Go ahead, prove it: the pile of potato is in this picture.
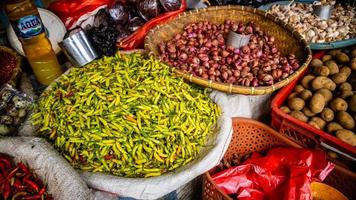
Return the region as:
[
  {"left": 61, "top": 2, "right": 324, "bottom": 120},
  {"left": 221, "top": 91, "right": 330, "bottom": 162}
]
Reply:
[{"left": 281, "top": 47, "right": 356, "bottom": 147}]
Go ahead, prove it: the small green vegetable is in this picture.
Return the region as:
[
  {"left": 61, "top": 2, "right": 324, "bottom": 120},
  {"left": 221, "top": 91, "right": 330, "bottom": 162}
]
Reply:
[{"left": 32, "top": 53, "right": 221, "bottom": 178}]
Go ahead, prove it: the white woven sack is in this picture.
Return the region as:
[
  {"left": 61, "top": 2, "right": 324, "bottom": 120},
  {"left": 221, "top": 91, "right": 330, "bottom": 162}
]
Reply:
[
  {"left": 0, "top": 137, "right": 94, "bottom": 200},
  {"left": 80, "top": 90, "right": 271, "bottom": 200}
]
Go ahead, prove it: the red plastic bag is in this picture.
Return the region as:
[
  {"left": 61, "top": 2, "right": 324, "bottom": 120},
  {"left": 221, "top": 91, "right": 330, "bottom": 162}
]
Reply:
[
  {"left": 212, "top": 147, "right": 334, "bottom": 200},
  {"left": 48, "top": 0, "right": 115, "bottom": 29},
  {"left": 49, "top": 0, "right": 186, "bottom": 50},
  {"left": 118, "top": 0, "right": 187, "bottom": 50}
]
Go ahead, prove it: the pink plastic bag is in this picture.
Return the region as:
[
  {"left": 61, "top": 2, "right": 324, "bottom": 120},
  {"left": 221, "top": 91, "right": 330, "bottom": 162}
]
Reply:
[{"left": 212, "top": 147, "right": 334, "bottom": 200}]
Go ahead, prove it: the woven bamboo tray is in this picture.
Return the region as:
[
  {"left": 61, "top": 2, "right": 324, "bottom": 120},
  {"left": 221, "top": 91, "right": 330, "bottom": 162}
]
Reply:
[{"left": 145, "top": 6, "right": 312, "bottom": 95}]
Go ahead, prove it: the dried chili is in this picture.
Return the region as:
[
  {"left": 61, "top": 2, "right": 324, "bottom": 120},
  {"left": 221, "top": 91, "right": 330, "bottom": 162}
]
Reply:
[
  {"left": 0, "top": 49, "right": 17, "bottom": 85},
  {"left": 0, "top": 154, "right": 52, "bottom": 200}
]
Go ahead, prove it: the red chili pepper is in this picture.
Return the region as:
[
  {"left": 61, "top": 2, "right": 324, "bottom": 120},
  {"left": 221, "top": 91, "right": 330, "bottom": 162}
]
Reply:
[
  {"left": 0, "top": 162, "right": 10, "bottom": 173},
  {"left": 104, "top": 154, "right": 113, "bottom": 160},
  {"left": 11, "top": 191, "right": 28, "bottom": 200},
  {"left": 13, "top": 179, "right": 26, "bottom": 190},
  {"left": 0, "top": 158, "right": 11, "bottom": 169},
  {"left": 24, "top": 178, "right": 39, "bottom": 192},
  {"left": 65, "top": 91, "right": 75, "bottom": 97},
  {"left": 3, "top": 181, "right": 11, "bottom": 200},
  {"left": 23, "top": 174, "right": 32, "bottom": 182},
  {"left": 0, "top": 158, "right": 11, "bottom": 168},
  {"left": 15, "top": 172, "right": 25, "bottom": 178},
  {"left": 21, "top": 194, "right": 42, "bottom": 200},
  {"left": 17, "top": 162, "right": 30, "bottom": 174},
  {"left": 38, "top": 187, "right": 46, "bottom": 196},
  {"left": 0, "top": 183, "right": 4, "bottom": 196},
  {"left": 5, "top": 167, "right": 18, "bottom": 180}
]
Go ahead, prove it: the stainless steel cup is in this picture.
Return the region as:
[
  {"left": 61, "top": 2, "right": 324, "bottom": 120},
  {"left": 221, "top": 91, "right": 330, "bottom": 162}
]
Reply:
[
  {"left": 227, "top": 31, "right": 251, "bottom": 49},
  {"left": 59, "top": 29, "right": 98, "bottom": 67},
  {"left": 187, "top": 0, "right": 208, "bottom": 9},
  {"left": 313, "top": 4, "right": 333, "bottom": 20}
]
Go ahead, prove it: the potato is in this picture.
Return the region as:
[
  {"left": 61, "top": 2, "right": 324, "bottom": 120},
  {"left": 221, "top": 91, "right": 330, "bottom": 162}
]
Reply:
[
  {"left": 340, "top": 91, "right": 353, "bottom": 99},
  {"left": 288, "top": 97, "right": 305, "bottom": 111},
  {"left": 313, "top": 66, "right": 330, "bottom": 76},
  {"left": 311, "top": 76, "right": 336, "bottom": 91},
  {"left": 331, "top": 73, "right": 348, "bottom": 84},
  {"left": 351, "top": 58, "right": 356, "bottom": 70},
  {"left": 325, "top": 61, "right": 339, "bottom": 75},
  {"left": 301, "top": 75, "right": 315, "bottom": 88},
  {"left": 300, "top": 90, "right": 312, "bottom": 100},
  {"left": 280, "top": 106, "right": 291, "bottom": 114},
  {"left": 309, "top": 93, "right": 325, "bottom": 113},
  {"left": 349, "top": 95, "right": 356, "bottom": 112},
  {"left": 335, "top": 129, "right": 356, "bottom": 146},
  {"left": 322, "top": 55, "right": 332, "bottom": 62},
  {"left": 321, "top": 108, "right": 334, "bottom": 122},
  {"left": 330, "top": 98, "right": 348, "bottom": 112},
  {"left": 328, "top": 49, "right": 342, "bottom": 57},
  {"left": 326, "top": 122, "right": 343, "bottom": 133},
  {"left": 302, "top": 107, "right": 316, "bottom": 117},
  {"left": 336, "top": 111, "right": 355, "bottom": 130},
  {"left": 316, "top": 89, "right": 333, "bottom": 103},
  {"left": 352, "top": 49, "right": 356, "bottom": 58},
  {"left": 339, "top": 82, "right": 352, "bottom": 91},
  {"left": 294, "top": 84, "right": 305, "bottom": 93},
  {"left": 339, "top": 67, "right": 352, "bottom": 77},
  {"left": 308, "top": 121, "right": 321, "bottom": 129},
  {"left": 310, "top": 58, "right": 323, "bottom": 68},
  {"left": 310, "top": 117, "right": 326, "bottom": 130},
  {"left": 335, "top": 52, "right": 350, "bottom": 63},
  {"left": 290, "top": 110, "right": 308, "bottom": 122},
  {"left": 288, "top": 92, "right": 299, "bottom": 100}
]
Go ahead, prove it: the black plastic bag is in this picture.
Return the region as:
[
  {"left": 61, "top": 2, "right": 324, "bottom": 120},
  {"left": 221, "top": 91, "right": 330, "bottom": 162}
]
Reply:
[
  {"left": 159, "top": 0, "right": 181, "bottom": 12},
  {"left": 108, "top": 2, "right": 129, "bottom": 25},
  {"left": 137, "top": 0, "right": 161, "bottom": 21}
]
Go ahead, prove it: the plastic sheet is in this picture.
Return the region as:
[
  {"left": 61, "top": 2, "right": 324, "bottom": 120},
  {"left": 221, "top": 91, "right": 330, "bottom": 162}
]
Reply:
[
  {"left": 48, "top": 0, "right": 115, "bottom": 29},
  {"left": 118, "top": 0, "right": 186, "bottom": 50},
  {"left": 212, "top": 147, "right": 334, "bottom": 200}
]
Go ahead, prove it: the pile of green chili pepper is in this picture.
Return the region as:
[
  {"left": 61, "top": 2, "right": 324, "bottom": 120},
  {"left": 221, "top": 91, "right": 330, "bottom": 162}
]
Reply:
[
  {"left": 0, "top": 153, "right": 52, "bottom": 200},
  {"left": 32, "top": 53, "right": 221, "bottom": 178}
]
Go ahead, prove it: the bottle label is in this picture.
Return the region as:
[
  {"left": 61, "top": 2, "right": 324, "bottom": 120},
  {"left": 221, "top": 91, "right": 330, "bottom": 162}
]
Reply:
[{"left": 12, "top": 15, "right": 44, "bottom": 39}]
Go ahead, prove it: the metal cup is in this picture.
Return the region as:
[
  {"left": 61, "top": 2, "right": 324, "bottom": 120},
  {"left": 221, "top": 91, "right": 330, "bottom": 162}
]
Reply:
[
  {"left": 59, "top": 29, "right": 98, "bottom": 67},
  {"left": 187, "top": 0, "right": 208, "bottom": 9},
  {"left": 227, "top": 31, "right": 251, "bottom": 49},
  {"left": 313, "top": 4, "right": 333, "bottom": 20}
]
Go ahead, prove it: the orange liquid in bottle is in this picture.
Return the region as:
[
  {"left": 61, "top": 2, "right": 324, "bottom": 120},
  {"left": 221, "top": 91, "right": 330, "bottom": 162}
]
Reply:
[{"left": 5, "top": 0, "right": 62, "bottom": 85}]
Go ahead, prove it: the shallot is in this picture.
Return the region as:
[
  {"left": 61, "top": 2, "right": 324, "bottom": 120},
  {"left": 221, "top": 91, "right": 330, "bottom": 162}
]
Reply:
[{"left": 158, "top": 20, "right": 300, "bottom": 86}]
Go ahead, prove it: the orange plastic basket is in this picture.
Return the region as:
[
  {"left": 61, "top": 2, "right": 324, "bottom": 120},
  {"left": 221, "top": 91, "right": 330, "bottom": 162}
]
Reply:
[{"left": 202, "top": 117, "right": 356, "bottom": 200}]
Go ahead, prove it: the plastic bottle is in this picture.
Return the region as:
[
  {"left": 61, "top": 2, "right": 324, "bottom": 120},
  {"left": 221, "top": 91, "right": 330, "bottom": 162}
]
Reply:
[{"left": 5, "top": 0, "right": 62, "bottom": 85}]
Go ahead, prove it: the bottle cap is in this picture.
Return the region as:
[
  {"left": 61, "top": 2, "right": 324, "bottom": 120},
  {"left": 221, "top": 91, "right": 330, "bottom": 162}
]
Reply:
[{"left": 7, "top": 8, "right": 66, "bottom": 56}]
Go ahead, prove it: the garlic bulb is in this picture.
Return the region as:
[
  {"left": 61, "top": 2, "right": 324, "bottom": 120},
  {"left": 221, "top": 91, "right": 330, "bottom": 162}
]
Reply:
[{"left": 268, "top": 2, "right": 356, "bottom": 43}]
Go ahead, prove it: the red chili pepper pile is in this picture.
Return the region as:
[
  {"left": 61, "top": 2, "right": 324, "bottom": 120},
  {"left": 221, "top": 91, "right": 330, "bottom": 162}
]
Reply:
[
  {"left": 0, "top": 49, "right": 17, "bottom": 85},
  {"left": 0, "top": 154, "right": 52, "bottom": 200}
]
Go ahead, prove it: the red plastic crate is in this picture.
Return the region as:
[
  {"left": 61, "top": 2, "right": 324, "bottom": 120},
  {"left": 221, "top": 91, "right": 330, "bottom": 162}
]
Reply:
[{"left": 271, "top": 51, "right": 356, "bottom": 163}]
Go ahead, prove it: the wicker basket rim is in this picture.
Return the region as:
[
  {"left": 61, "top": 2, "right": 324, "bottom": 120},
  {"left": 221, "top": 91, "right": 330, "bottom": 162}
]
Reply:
[{"left": 144, "top": 5, "right": 313, "bottom": 94}]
